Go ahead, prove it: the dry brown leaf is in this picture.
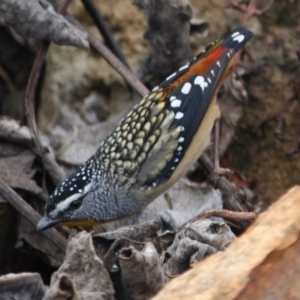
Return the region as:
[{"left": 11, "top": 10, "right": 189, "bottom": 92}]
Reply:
[
  {"left": 0, "top": 0, "right": 88, "bottom": 47},
  {"left": 119, "top": 242, "right": 167, "bottom": 300},
  {"left": 17, "top": 217, "right": 65, "bottom": 267},
  {"left": 153, "top": 185, "right": 300, "bottom": 300},
  {"left": 0, "top": 118, "right": 65, "bottom": 185},
  {"left": 44, "top": 231, "right": 114, "bottom": 300},
  {"left": 0, "top": 272, "right": 46, "bottom": 300},
  {"left": 0, "top": 141, "right": 42, "bottom": 195}
]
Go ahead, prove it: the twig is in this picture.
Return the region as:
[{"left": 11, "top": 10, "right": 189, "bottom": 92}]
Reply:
[
  {"left": 185, "top": 209, "right": 257, "bottom": 228},
  {"left": 24, "top": 0, "right": 71, "bottom": 185},
  {"left": 229, "top": 0, "right": 274, "bottom": 25},
  {"left": 87, "top": 31, "right": 149, "bottom": 96},
  {"left": 80, "top": 0, "right": 131, "bottom": 70},
  {"left": 0, "top": 178, "right": 67, "bottom": 252},
  {"left": 198, "top": 153, "right": 253, "bottom": 213},
  {"left": 68, "top": 15, "right": 149, "bottom": 97},
  {"left": 25, "top": 0, "right": 72, "bottom": 152},
  {"left": 25, "top": 44, "right": 50, "bottom": 153},
  {"left": 0, "top": 65, "right": 16, "bottom": 94},
  {"left": 49, "top": 0, "right": 149, "bottom": 96}
]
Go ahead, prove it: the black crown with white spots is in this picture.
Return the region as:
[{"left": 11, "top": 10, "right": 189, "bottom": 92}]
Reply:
[{"left": 45, "top": 159, "right": 95, "bottom": 213}]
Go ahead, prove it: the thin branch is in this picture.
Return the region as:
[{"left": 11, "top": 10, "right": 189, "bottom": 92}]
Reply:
[
  {"left": 0, "top": 178, "right": 67, "bottom": 252},
  {"left": 183, "top": 209, "right": 257, "bottom": 229},
  {"left": 24, "top": 0, "right": 71, "bottom": 185},
  {"left": 229, "top": 0, "right": 274, "bottom": 25},
  {"left": 25, "top": 44, "right": 49, "bottom": 153},
  {"left": 66, "top": 16, "right": 149, "bottom": 97},
  {"left": 199, "top": 153, "right": 253, "bottom": 213},
  {"left": 80, "top": 0, "right": 131, "bottom": 70},
  {"left": 0, "top": 65, "right": 16, "bottom": 93}
]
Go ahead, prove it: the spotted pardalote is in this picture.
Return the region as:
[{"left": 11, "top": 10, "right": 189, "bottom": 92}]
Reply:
[{"left": 37, "top": 27, "right": 253, "bottom": 231}]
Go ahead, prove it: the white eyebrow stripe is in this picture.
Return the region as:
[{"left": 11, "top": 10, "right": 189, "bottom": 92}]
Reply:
[
  {"left": 50, "top": 193, "right": 82, "bottom": 217},
  {"left": 50, "top": 182, "right": 93, "bottom": 217}
]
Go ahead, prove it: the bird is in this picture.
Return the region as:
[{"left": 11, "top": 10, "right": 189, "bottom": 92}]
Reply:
[{"left": 37, "top": 27, "right": 253, "bottom": 231}]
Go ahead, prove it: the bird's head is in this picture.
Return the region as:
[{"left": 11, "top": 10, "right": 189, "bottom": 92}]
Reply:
[{"left": 37, "top": 158, "right": 146, "bottom": 231}]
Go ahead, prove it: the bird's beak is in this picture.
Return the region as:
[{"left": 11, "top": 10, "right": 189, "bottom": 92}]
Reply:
[{"left": 37, "top": 215, "right": 59, "bottom": 231}]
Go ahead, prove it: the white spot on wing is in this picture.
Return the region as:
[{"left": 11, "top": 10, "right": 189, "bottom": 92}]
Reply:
[
  {"left": 207, "top": 78, "right": 211, "bottom": 83},
  {"left": 179, "top": 64, "right": 189, "bottom": 71},
  {"left": 211, "top": 70, "right": 215, "bottom": 77},
  {"left": 175, "top": 112, "right": 184, "bottom": 119},
  {"left": 152, "top": 86, "right": 159, "bottom": 92},
  {"left": 194, "top": 76, "right": 208, "bottom": 91},
  {"left": 170, "top": 96, "right": 176, "bottom": 101},
  {"left": 166, "top": 72, "right": 177, "bottom": 81},
  {"left": 177, "top": 146, "right": 183, "bottom": 151},
  {"left": 181, "top": 82, "right": 192, "bottom": 94},
  {"left": 217, "top": 61, "right": 221, "bottom": 67},
  {"left": 171, "top": 99, "right": 182, "bottom": 107},
  {"left": 178, "top": 137, "right": 184, "bottom": 142},
  {"left": 233, "top": 34, "right": 245, "bottom": 43},
  {"left": 231, "top": 31, "right": 240, "bottom": 37}
]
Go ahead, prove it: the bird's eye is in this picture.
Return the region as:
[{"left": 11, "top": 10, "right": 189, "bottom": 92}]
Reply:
[{"left": 70, "top": 198, "right": 83, "bottom": 210}]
